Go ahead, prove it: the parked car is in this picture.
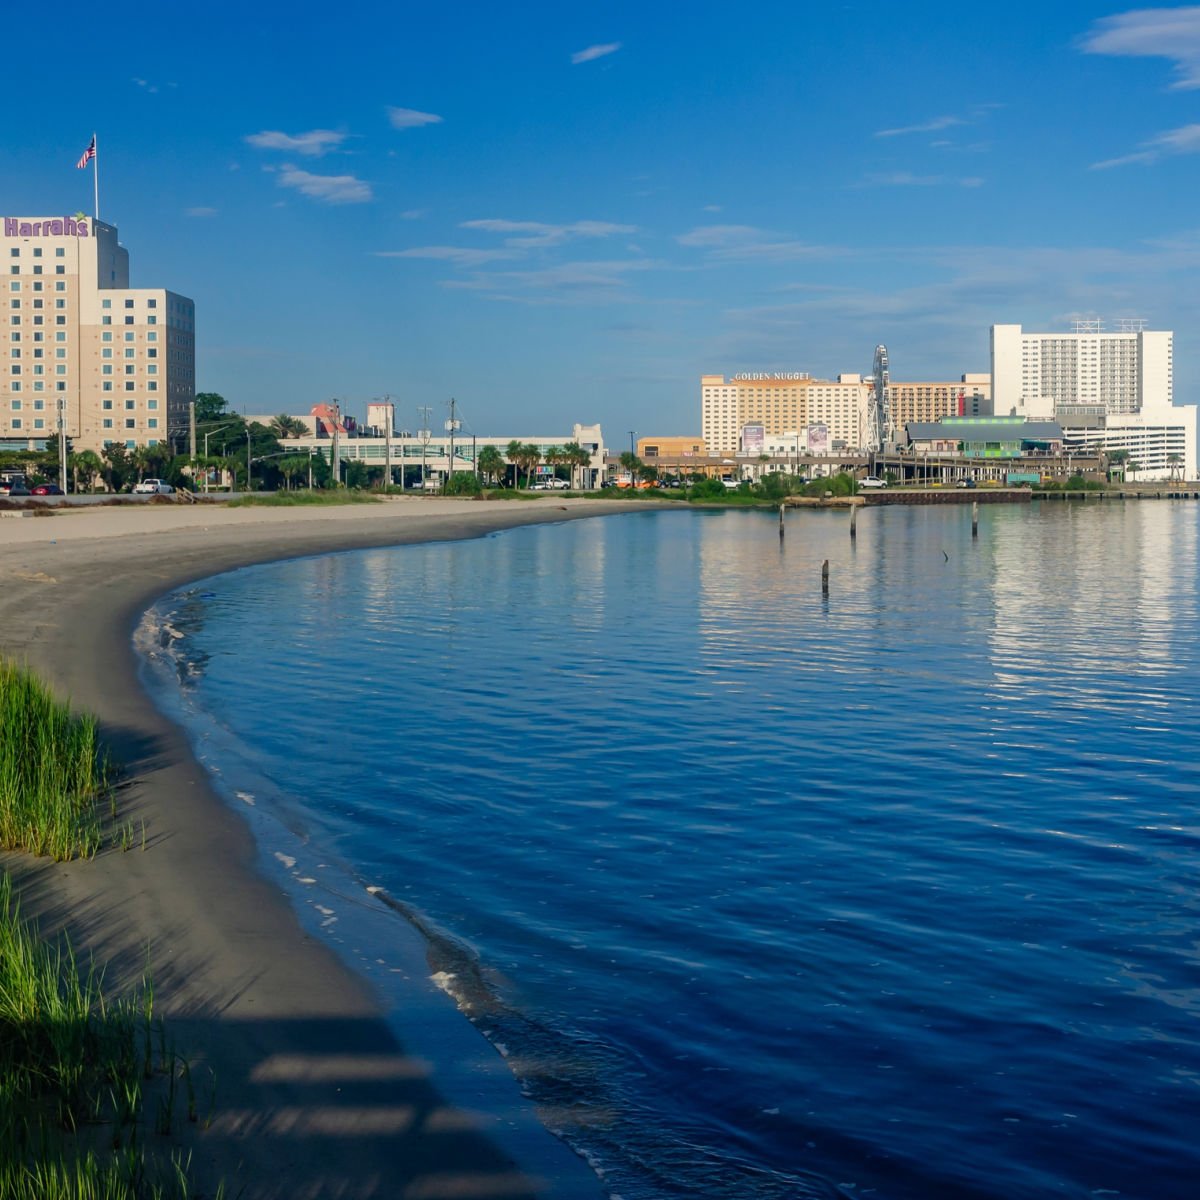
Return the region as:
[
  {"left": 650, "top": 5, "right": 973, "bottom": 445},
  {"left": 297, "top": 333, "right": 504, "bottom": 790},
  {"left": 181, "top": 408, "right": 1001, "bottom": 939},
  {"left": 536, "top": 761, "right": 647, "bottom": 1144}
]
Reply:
[
  {"left": 0, "top": 481, "right": 31, "bottom": 496},
  {"left": 859, "top": 476, "right": 887, "bottom": 488},
  {"left": 955, "top": 479, "right": 977, "bottom": 489},
  {"left": 532, "top": 477, "right": 570, "bottom": 490},
  {"left": 722, "top": 478, "right": 741, "bottom": 490},
  {"left": 133, "top": 478, "right": 175, "bottom": 495},
  {"left": 31, "top": 484, "right": 64, "bottom": 496}
]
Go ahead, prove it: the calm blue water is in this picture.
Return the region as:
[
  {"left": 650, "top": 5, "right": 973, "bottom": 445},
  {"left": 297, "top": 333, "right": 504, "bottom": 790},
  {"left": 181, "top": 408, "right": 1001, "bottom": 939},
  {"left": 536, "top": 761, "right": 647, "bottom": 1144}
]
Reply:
[{"left": 139, "top": 505, "right": 1200, "bottom": 1199}]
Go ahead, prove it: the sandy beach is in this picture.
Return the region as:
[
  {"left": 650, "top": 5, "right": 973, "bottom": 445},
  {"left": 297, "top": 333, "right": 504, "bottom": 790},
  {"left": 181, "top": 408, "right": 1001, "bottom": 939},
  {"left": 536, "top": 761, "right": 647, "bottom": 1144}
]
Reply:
[{"left": 0, "top": 496, "right": 648, "bottom": 1200}]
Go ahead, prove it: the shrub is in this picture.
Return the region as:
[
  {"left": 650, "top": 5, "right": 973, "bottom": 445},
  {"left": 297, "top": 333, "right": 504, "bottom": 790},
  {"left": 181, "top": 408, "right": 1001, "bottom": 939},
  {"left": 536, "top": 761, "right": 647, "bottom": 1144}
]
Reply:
[{"left": 444, "top": 471, "right": 483, "bottom": 496}]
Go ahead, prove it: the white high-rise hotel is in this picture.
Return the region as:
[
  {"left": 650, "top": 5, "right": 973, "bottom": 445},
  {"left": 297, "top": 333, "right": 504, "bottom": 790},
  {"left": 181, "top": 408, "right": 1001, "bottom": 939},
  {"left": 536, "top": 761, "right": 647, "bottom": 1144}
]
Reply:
[
  {"left": 1, "top": 214, "right": 194, "bottom": 453},
  {"left": 992, "top": 322, "right": 1196, "bottom": 480}
]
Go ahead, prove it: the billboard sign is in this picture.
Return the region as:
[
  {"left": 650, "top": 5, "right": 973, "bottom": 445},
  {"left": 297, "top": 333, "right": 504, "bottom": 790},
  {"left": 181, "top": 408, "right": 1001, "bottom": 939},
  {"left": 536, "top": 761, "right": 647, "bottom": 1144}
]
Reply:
[
  {"left": 741, "top": 423, "right": 765, "bottom": 454},
  {"left": 807, "top": 422, "right": 829, "bottom": 455}
]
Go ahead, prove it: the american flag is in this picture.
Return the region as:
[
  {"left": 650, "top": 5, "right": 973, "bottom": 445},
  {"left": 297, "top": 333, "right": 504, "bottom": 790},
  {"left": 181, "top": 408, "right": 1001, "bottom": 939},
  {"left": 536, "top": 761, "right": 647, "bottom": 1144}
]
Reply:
[{"left": 76, "top": 137, "right": 95, "bottom": 169}]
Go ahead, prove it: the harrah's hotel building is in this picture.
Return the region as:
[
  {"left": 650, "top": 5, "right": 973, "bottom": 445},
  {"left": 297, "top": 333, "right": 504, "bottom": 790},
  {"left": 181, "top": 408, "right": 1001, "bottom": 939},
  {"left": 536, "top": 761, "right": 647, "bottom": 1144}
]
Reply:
[{"left": 1, "top": 215, "right": 194, "bottom": 453}]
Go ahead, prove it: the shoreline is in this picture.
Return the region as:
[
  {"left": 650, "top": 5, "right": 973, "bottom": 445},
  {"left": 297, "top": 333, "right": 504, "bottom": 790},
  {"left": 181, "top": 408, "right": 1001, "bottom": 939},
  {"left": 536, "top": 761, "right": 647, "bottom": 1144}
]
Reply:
[{"left": 0, "top": 497, "right": 651, "bottom": 1199}]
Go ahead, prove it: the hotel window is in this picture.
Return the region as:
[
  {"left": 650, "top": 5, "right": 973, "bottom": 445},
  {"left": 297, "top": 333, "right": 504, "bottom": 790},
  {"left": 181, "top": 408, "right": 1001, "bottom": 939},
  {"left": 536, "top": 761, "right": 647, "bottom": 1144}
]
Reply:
[
  {"left": 11, "top": 419, "right": 21, "bottom": 429},
  {"left": 102, "top": 366, "right": 112, "bottom": 375},
  {"left": 125, "top": 419, "right": 135, "bottom": 429},
  {"left": 125, "top": 349, "right": 134, "bottom": 358},
  {"left": 8, "top": 249, "right": 16, "bottom": 258},
  {"left": 55, "top": 382, "right": 65, "bottom": 391},
  {"left": 55, "top": 266, "right": 64, "bottom": 275},
  {"left": 147, "top": 348, "right": 157, "bottom": 358},
  {"left": 102, "top": 399, "right": 112, "bottom": 410},
  {"left": 55, "top": 249, "right": 63, "bottom": 257},
  {"left": 32, "top": 283, "right": 42, "bottom": 293},
  {"left": 9, "top": 350, "right": 17, "bottom": 360},
  {"left": 125, "top": 332, "right": 134, "bottom": 342},
  {"left": 33, "top": 266, "right": 42, "bottom": 276},
  {"left": 8, "top": 318, "right": 16, "bottom": 326},
  {"left": 102, "top": 316, "right": 111, "bottom": 325},
  {"left": 33, "top": 400, "right": 42, "bottom": 411},
  {"left": 124, "top": 382, "right": 134, "bottom": 391},
  {"left": 147, "top": 364, "right": 157, "bottom": 375},
  {"left": 125, "top": 365, "right": 134, "bottom": 375},
  {"left": 54, "top": 332, "right": 64, "bottom": 342},
  {"left": 124, "top": 440, "right": 135, "bottom": 449},
  {"left": 9, "top": 267, "right": 16, "bottom": 276},
  {"left": 124, "top": 317, "right": 134, "bottom": 325},
  {"left": 9, "top": 366, "right": 19, "bottom": 375},
  {"left": 102, "top": 332, "right": 111, "bottom": 342},
  {"left": 102, "top": 382, "right": 112, "bottom": 392},
  {"left": 146, "top": 332, "right": 156, "bottom": 342},
  {"left": 10, "top": 382, "right": 19, "bottom": 392},
  {"left": 55, "top": 366, "right": 65, "bottom": 375},
  {"left": 102, "top": 349, "right": 111, "bottom": 359},
  {"left": 147, "top": 316, "right": 156, "bottom": 325},
  {"left": 9, "top": 283, "right": 18, "bottom": 292},
  {"left": 33, "top": 300, "right": 42, "bottom": 309},
  {"left": 33, "top": 419, "right": 43, "bottom": 430},
  {"left": 102, "top": 418, "right": 112, "bottom": 429},
  {"left": 148, "top": 399, "right": 158, "bottom": 410},
  {"left": 32, "top": 249, "right": 40, "bottom": 258},
  {"left": 125, "top": 299, "right": 134, "bottom": 309},
  {"left": 148, "top": 418, "right": 158, "bottom": 429},
  {"left": 55, "top": 300, "right": 64, "bottom": 309},
  {"left": 125, "top": 400, "right": 135, "bottom": 410},
  {"left": 147, "top": 381, "right": 157, "bottom": 391},
  {"left": 55, "top": 282, "right": 64, "bottom": 292},
  {"left": 54, "top": 349, "right": 64, "bottom": 359},
  {"left": 147, "top": 299, "right": 156, "bottom": 309}
]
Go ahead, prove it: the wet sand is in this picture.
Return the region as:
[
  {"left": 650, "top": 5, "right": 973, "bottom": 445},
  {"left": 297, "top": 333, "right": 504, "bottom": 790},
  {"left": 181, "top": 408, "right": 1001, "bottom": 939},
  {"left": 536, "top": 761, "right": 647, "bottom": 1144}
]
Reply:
[{"left": 0, "top": 496, "right": 647, "bottom": 1199}]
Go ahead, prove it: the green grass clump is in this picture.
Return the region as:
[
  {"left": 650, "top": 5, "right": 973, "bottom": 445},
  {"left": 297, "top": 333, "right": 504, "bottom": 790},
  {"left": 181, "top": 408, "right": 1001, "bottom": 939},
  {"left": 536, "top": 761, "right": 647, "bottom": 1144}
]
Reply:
[
  {"left": 225, "top": 489, "right": 382, "bottom": 507},
  {"left": 0, "top": 662, "right": 108, "bottom": 861},
  {"left": 0, "top": 875, "right": 201, "bottom": 1199}
]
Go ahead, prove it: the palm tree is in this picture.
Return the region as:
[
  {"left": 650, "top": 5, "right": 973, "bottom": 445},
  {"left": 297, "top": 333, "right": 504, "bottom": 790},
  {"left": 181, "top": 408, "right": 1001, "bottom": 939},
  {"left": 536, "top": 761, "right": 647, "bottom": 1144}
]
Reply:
[
  {"left": 1128, "top": 459, "right": 1141, "bottom": 483},
  {"left": 278, "top": 455, "right": 309, "bottom": 490},
  {"left": 269, "top": 413, "right": 307, "bottom": 440},
  {"left": 1167, "top": 452, "right": 1183, "bottom": 483},
  {"left": 505, "top": 439, "right": 524, "bottom": 489},
  {"left": 69, "top": 449, "right": 103, "bottom": 493},
  {"left": 561, "top": 441, "right": 591, "bottom": 489},
  {"left": 477, "top": 445, "right": 506, "bottom": 486},
  {"left": 516, "top": 443, "right": 542, "bottom": 487},
  {"left": 1106, "top": 448, "right": 1129, "bottom": 482}
]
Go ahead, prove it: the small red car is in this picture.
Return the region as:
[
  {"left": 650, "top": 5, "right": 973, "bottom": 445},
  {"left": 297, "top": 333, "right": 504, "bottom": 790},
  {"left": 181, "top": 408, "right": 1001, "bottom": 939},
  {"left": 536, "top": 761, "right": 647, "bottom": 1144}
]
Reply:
[{"left": 31, "top": 484, "right": 64, "bottom": 496}]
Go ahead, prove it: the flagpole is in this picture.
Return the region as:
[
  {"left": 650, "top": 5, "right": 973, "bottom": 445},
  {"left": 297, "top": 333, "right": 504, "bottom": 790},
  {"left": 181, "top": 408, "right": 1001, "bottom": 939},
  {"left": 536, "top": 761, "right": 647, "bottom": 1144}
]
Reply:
[{"left": 93, "top": 132, "right": 100, "bottom": 222}]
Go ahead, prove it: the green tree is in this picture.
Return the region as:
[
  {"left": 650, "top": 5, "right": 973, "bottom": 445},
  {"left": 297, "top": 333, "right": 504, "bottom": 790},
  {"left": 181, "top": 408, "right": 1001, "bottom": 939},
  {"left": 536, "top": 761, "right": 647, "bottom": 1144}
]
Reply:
[
  {"left": 1168, "top": 452, "right": 1183, "bottom": 482},
  {"left": 194, "top": 392, "right": 229, "bottom": 425},
  {"left": 101, "top": 444, "right": 133, "bottom": 492},
  {"left": 510, "top": 443, "right": 541, "bottom": 487},
  {"left": 561, "top": 441, "right": 591, "bottom": 489},
  {"left": 68, "top": 450, "right": 103, "bottom": 493},
  {"left": 344, "top": 460, "right": 370, "bottom": 489},
  {"left": 618, "top": 451, "right": 643, "bottom": 481},
  {"left": 477, "top": 445, "right": 506, "bottom": 485}
]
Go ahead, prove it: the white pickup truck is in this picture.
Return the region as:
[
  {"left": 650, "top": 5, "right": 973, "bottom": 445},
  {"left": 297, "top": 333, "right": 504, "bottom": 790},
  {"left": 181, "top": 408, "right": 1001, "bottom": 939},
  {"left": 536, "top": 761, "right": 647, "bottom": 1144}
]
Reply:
[{"left": 133, "top": 478, "right": 175, "bottom": 495}]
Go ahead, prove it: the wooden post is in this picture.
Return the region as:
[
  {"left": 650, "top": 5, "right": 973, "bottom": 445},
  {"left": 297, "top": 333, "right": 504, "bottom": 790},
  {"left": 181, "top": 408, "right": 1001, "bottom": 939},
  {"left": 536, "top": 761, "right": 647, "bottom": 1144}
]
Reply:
[
  {"left": 850, "top": 505, "right": 857, "bottom": 540},
  {"left": 972, "top": 500, "right": 979, "bottom": 537},
  {"left": 821, "top": 559, "right": 829, "bottom": 594},
  {"left": 779, "top": 503, "right": 785, "bottom": 541}
]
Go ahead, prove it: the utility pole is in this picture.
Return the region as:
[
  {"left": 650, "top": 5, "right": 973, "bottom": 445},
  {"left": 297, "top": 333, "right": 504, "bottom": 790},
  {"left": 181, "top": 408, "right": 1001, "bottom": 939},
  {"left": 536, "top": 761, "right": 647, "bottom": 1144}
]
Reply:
[
  {"left": 447, "top": 397, "right": 458, "bottom": 488},
  {"left": 331, "top": 399, "right": 341, "bottom": 487},
  {"left": 383, "top": 394, "right": 393, "bottom": 492},
  {"left": 246, "top": 427, "right": 252, "bottom": 492},
  {"left": 58, "top": 398, "right": 68, "bottom": 494},
  {"left": 189, "top": 401, "right": 196, "bottom": 459},
  {"left": 418, "top": 405, "right": 431, "bottom": 490}
]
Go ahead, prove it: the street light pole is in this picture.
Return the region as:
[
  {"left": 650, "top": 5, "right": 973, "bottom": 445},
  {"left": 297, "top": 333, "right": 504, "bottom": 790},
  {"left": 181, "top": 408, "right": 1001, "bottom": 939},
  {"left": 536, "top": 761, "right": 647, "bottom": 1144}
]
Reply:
[{"left": 246, "top": 428, "right": 252, "bottom": 493}]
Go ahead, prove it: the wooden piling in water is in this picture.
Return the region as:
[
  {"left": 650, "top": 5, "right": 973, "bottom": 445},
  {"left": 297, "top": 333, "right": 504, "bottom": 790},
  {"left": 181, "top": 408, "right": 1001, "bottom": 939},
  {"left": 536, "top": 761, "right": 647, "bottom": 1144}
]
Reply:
[
  {"left": 821, "top": 559, "right": 829, "bottom": 594},
  {"left": 779, "top": 504, "right": 785, "bottom": 541},
  {"left": 850, "top": 506, "right": 857, "bottom": 540},
  {"left": 972, "top": 501, "right": 979, "bottom": 538}
]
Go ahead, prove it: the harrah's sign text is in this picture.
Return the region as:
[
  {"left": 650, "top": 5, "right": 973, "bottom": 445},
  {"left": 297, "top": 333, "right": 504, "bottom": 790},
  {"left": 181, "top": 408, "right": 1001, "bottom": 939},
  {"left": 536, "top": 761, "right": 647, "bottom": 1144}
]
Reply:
[{"left": 4, "top": 217, "right": 91, "bottom": 238}]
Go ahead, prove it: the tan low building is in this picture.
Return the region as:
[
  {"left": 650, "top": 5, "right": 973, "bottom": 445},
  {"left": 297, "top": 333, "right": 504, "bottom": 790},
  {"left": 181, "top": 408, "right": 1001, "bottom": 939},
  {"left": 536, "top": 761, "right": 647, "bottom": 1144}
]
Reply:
[{"left": 0, "top": 214, "right": 194, "bottom": 453}]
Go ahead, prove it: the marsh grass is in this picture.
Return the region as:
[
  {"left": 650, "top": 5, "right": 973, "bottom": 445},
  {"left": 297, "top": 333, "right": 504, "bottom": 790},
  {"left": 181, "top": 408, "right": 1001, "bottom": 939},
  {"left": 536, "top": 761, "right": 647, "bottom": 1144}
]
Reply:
[
  {"left": 0, "top": 875, "right": 203, "bottom": 1198},
  {"left": 0, "top": 661, "right": 109, "bottom": 861},
  {"left": 225, "top": 490, "right": 380, "bottom": 507}
]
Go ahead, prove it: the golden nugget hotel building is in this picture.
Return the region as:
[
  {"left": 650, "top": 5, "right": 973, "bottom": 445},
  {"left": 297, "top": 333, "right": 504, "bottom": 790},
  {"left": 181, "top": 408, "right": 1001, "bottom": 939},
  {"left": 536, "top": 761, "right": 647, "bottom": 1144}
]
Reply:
[{"left": 1, "top": 215, "right": 194, "bottom": 452}]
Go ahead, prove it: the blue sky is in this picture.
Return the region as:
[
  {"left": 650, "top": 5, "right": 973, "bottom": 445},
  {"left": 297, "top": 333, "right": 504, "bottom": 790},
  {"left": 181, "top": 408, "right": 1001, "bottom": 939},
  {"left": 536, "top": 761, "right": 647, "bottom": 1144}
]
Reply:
[{"left": 6, "top": 2, "right": 1200, "bottom": 437}]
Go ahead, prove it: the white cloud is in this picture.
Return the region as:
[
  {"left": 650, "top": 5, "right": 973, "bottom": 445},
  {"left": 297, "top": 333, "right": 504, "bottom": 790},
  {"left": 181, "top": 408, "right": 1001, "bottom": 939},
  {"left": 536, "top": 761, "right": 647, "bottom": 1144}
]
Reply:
[
  {"left": 571, "top": 42, "right": 622, "bottom": 65},
  {"left": 676, "top": 225, "right": 836, "bottom": 261},
  {"left": 185, "top": 206, "right": 217, "bottom": 218},
  {"left": 1091, "top": 121, "right": 1200, "bottom": 168},
  {"left": 375, "top": 246, "right": 519, "bottom": 266},
  {"left": 245, "top": 129, "right": 348, "bottom": 156},
  {"left": 399, "top": 209, "right": 426, "bottom": 220},
  {"left": 386, "top": 107, "right": 443, "bottom": 129},
  {"left": 1080, "top": 6, "right": 1200, "bottom": 89},
  {"left": 460, "top": 218, "right": 637, "bottom": 247},
  {"left": 277, "top": 165, "right": 372, "bottom": 204},
  {"left": 875, "top": 115, "right": 965, "bottom": 138},
  {"left": 132, "top": 77, "right": 159, "bottom": 94}
]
